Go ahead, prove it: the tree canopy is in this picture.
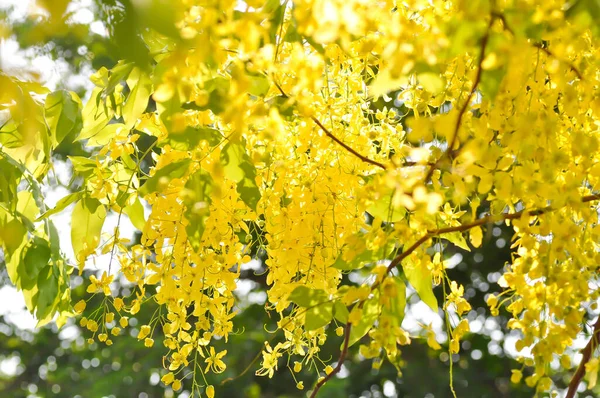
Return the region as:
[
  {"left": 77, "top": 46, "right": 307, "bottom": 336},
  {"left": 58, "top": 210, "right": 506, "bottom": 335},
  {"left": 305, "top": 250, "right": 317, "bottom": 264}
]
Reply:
[{"left": 1, "top": 0, "right": 600, "bottom": 397}]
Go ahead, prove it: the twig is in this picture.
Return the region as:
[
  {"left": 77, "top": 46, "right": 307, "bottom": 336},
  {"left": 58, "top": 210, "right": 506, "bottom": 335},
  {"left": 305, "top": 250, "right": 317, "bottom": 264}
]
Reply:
[
  {"left": 309, "top": 322, "right": 352, "bottom": 398},
  {"left": 385, "top": 193, "right": 600, "bottom": 275},
  {"left": 312, "top": 193, "right": 600, "bottom": 397},
  {"left": 273, "top": 81, "right": 387, "bottom": 170},
  {"left": 566, "top": 316, "right": 600, "bottom": 398},
  {"left": 310, "top": 116, "right": 387, "bottom": 169},
  {"left": 423, "top": 16, "right": 494, "bottom": 183},
  {"left": 533, "top": 43, "right": 584, "bottom": 81}
]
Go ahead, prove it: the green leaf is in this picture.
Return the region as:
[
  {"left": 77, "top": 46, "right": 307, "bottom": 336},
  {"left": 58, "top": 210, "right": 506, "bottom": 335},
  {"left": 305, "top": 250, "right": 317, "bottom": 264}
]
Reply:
[
  {"left": 123, "top": 68, "right": 152, "bottom": 127},
  {"left": 221, "top": 142, "right": 247, "bottom": 183},
  {"left": 480, "top": 66, "right": 507, "bottom": 100},
  {"left": 124, "top": 197, "right": 146, "bottom": 231},
  {"left": 34, "top": 265, "right": 59, "bottom": 320},
  {"left": 44, "top": 90, "right": 83, "bottom": 147},
  {"left": 565, "top": 0, "right": 600, "bottom": 36},
  {"left": 103, "top": 61, "right": 134, "bottom": 99},
  {"left": 402, "top": 257, "right": 438, "bottom": 311},
  {"left": 248, "top": 74, "right": 270, "bottom": 97},
  {"left": 78, "top": 88, "right": 111, "bottom": 141},
  {"left": 139, "top": 159, "right": 191, "bottom": 196},
  {"left": 71, "top": 197, "right": 107, "bottom": 269},
  {"left": 348, "top": 297, "right": 380, "bottom": 347},
  {"left": 332, "top": 248, "right": 380, "bottom": 271},
  {"left": 0, "top": 217, "right": 27, "bottom": 257},
  {"left": 288, "top": 286, "right": 329, "bottom": 308},
  {"left": 221, "top": 142, "right": 262, "bottom": 210},
  {"left": 333, "top": 300, "right": 349, "bottom": 323},
  {"left": 304, "top": 35, "right": 325, "bottom": 55},
  {"left": 0, "top": 157, "right": 21, "bottom": 211},
  {"left": 237, "top": 162, "right": 261, "bottom": 211},
  {"left": 417, "top": 72, "right": 446, "bottom": 95},
  {"left": 0, "top": 118, "right": 22, "bottom": 148},
  {"left": 86, "top": 123, "right": 126, "bottom": 147},
  {"left": 270, "top": 96, "right": 294, "bottom": 118},
  {"left": 442, "top": 231, "right": 471, "bottom": 252},
  {"left": 69, "top": 156, "right": 97, "bottom": 177},
  {"left": 367, "top": 189, "right": 406, "bottom": 222},
  {"left": 36, "top": 191, "right": 82, "bottom": 221},
  {"left": 181, "top": 77, "right": 229, "bottom": 114},
  {"left": 383, "top": 277, "right": 407, "bottom": 325},
  {"left": 166, "top": 127, "right": 222, "bottom": 151},
  {"left": 23, "top": 237, "right": 51, "bottom": 281},
  {"left": 305, "top": 302, "right": 334, "bottom": 331},
  {"left": 182, "top": 169, "right": 213, "bottom": 250}
]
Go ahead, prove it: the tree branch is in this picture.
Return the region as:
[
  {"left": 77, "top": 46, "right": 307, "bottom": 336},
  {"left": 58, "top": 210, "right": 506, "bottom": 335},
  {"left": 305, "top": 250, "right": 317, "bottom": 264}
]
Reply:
[
  {"left": 533, "top": 43, "right": 584, "bottom": 81},
  {"left": 566, "top": 316, "right": 600, "bottom": 398},
  {"left": 423, "top": 16, "right": 494, "bottom": 183},
  {"left": 309, "top": 322, "right": 352, "bottom": 398},
  {"left": 386, "top": 193, "right": 600, "bottom": 275},
  {"left": 314, "top": 194, "right": 600, "bottom": 397},
  {"left": 310, "top": 116, "right": 387, "bottom": 169},
  {"left": 273, "top": 81, "right": 387, "bottom": 170}
]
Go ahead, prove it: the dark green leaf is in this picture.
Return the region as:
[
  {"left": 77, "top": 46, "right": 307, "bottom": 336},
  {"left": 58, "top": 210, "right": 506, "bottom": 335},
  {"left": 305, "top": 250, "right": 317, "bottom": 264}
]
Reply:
[
  {"left": 166, "top": 127, "right": 222, "bottom": 151},
  {"left": 44, "top": 90, "right": 83, "bottom": 147},
  {"left": 0, "top": 157, "right": 21, "bottom": 211},
  {"left": 23, "top": 237, "right": 51, "bottom": 281},
  {"left": 139, "top": 159, "right": 191, "bottom": 196},
  {"left": 35, "top": 265, "right": 59, "bottom": 320}
]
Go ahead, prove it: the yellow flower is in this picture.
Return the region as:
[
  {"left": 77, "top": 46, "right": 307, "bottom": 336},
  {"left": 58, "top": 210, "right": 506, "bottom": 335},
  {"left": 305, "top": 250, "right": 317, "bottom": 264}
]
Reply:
[
  {"left": 161, "top": 372, "right": 174, "bottom": 385},
  {"left": 171, "top": 379, "right": 182, "bottom": 391},
  {"left": 510, "top": 369, "right": 522, "bottom": 384},
  {"left": 74, "top": 300, "right": 86, "bottom": 314},
  {"left": 206, "top": 385, "right": 215, "bottom": 398},
  {"left": 204, "top": 347, "right": 227, "bottom": 374},
  {"left": 86, "top": 272, "right": 115, "bottom": 296},
  {"left": 293, "top": 361, "right": 302, "bottom": 372}
]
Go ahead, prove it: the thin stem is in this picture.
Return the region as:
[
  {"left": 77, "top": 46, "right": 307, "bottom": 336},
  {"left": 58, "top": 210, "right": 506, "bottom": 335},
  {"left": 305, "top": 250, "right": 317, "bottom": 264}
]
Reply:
[
  {"left": 566, "top": 316, "right": 600, "bottom": 398},
  {"left": 533, "top": 43, "right": 584, "bottom": 80},
  {"left": 423, "top": 15, "right": 494, "bottom": 183},
  {"left": 385, "top": 193, "right": 600, "bottom": 276},
  {"left": 309, "top": 322, "right": 352, "bottom": 398},
  {"left": 273, "top": 81, "right": 387, "bottom": 170}
]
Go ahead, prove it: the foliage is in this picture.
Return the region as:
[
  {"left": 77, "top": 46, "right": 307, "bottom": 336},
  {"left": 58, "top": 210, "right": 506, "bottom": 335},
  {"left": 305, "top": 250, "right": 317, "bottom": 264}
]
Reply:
[{"left": 2, "top": 0, "right": 600, "bottom": 397}]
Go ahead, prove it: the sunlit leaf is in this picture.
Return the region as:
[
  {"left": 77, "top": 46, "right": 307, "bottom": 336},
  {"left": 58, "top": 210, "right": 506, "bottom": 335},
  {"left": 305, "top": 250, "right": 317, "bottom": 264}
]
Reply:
[
  {"left": 71, "top": 197, "right": 106, "bottom": 273},
  {"left": 403, "top": 258, "right": 438, "bottom": 311}
]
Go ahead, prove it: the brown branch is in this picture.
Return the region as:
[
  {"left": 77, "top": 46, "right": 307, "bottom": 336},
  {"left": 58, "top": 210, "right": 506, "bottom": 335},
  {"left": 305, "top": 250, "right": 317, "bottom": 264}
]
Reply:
[
  {"left": 273, "top": 81, "right": 387, "bottom": 170},
  {"left": 310, "top": 116, "right": 387, "bottom": 169},
  {"left": 309, "top": 322, "right": 352, "bottom": 398},
  {"left": 533, "top": 43, "right": 584, "bottom": 81},
  {"left": 385, "top": 193, "right": 600, "bottom": 275},
  {"left": 316, "top": 194, "right": 600, "bottom": 396},
  {"left": 566, "top": 316, "right": 600, "bottom": 398},
  {"left": 423, "top": 16, "right": 494, "bottom": 183}
]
